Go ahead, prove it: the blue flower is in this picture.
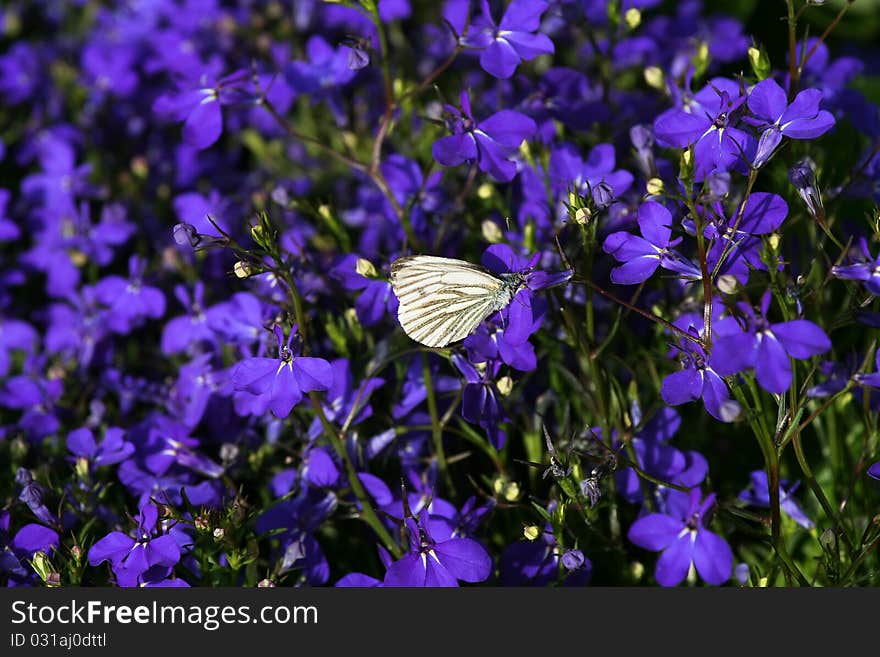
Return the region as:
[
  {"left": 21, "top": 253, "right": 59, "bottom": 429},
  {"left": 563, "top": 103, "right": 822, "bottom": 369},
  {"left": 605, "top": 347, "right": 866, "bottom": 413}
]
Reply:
[
  {"left": 383, "top": 510, "right": 492, "bottom": 587},
  {"left": 463, "top": 0, "right": 555, "bottom": 79},
  {"left": 628, "top": 489, "right": 733, "bottom": 587},
  {"left": 231, "top": 324, "right": 333, "bottom": 418},
  {"left": 432, "top": 90, "right": 536, "bottom": 182}
]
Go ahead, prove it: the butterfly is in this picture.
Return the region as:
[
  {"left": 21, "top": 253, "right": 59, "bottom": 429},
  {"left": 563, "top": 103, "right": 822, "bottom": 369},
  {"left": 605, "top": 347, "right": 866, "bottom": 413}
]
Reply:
[{"left": 390, "top": 255, "right": 526, "bottom": 348}]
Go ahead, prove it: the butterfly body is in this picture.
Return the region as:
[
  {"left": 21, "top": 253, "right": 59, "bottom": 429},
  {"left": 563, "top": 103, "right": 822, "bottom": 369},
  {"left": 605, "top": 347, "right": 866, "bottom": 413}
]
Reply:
[{"left": 390, "top": 255, "right": 526, "bottom": 348}]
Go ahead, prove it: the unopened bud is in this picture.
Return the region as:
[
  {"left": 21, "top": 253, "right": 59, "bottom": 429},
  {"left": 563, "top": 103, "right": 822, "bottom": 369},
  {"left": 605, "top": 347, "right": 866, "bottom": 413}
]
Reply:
[
  {"left": 355, "top": 257, "right": 378, "bottom": 279},
  {"left": 624, "top": 8, "right": 641, "bottom": 30},
  {"left": 477, "top": 183, "right": 494, "bottom": 200},
  {"left": 646, "top": 178, "right": 664, "bottom": 196},
  {"left": 233, "top": 261, "right": 253, "bottom": 278},
  {"left": 748, "top": 46, "right": 771, "bottom": 81},
  {"left": 644, "top": 66, "right": 664, "bottom": 90},
  {"left": 481, "top": 219, "right": 504, "bottom": 243}
]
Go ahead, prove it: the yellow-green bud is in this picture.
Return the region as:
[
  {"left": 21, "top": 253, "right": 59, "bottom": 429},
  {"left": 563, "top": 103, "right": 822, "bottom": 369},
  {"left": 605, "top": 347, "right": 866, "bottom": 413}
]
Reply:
[
  {"left": 624, "top": 8, "right": 641, "bottom": 30},
  {"left": 644, "top": 66, "right": 665, "bottom": 91},
  {"left": 748, "top": 46, "right": 771, "bottom": 81},
  {"left": 355, "top": 257, "right": 378, "bottom": 279},
  {"left": 481, "top": 219, "right": 504, "bottom": 243}
]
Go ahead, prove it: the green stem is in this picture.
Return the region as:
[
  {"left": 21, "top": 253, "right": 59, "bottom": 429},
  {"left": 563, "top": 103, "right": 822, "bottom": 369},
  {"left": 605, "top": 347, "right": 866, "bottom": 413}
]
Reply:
[
  {"left": 785, "top": 0, "right": 800, "bottom": 99},
  {"left": 791, "top": 433, "right": 855, "bottom": 557},
  {"left": 280, "top": 269, "right": 402, "bottom": 559},
  {"left": 421, "top": 353, "right": 454, "bottom": 495}
]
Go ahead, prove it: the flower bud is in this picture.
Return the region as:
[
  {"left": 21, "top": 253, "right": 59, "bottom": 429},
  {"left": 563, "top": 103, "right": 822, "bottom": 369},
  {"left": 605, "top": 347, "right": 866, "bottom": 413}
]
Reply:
[
  {"left": 523, "top": 525, "right": 540, "bottom": 541},
  {"left": 355, "top": 257, "right": 378, "bottom": 279},
  {"left": 624, "top": 8, "right": 641, "bottom": 30},
  {"left": 496, "top": 375, "right": 514, "bottom": 396},
  {"left": 481, "top": 219, "right": 504, "bottom": 243},
  {"left": 748, "top": 45, "right": 771, "bottom": 81},
  {"left": 562, "top": 549, "right": 586, "bottom": 570},
  {"left": 646, "top": 177, "right": 664, "bottom": 196},
  {"left": 644, "top": 66, "right": 665, "bottom": 90},
  {"left": 788, "top": 158, "right": 824, "bottom": 221},
  {"left": 233, "top": 261, "right": 253, "bottom": 278}
]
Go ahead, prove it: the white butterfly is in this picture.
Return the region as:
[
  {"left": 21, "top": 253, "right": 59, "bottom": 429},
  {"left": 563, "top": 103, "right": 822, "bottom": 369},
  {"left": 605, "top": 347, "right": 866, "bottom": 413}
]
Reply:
[{"left": 390, "top": 255, "right": 526, "bottom": 348}]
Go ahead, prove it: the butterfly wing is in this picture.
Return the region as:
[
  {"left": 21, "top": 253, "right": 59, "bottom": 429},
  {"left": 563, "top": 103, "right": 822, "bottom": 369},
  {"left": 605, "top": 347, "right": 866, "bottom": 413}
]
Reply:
[{"left": 390, "top": 256, "right": 507, "bottom": 348}]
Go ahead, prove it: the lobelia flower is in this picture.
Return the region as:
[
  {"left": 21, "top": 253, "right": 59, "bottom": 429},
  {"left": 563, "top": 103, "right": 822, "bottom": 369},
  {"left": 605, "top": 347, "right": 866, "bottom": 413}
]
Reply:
[
  {"left": 831, "top": 237, "right": 880, "bottom": 295},
  {"left": 746, "top": 78, "right": 835, "bottom": 167},
  {"left": 16, "top": 468, "right": 58, "bottom": 528},
  {"left": 615, "top": 407, "right": 708, "bottom": 504},
  {"left": 661, "top": 325, "right": 742, "bottom": 423},
  {"left": 654, "top": 77, "right": 753, "bottom": 180},
  {"left": 602, "top": 201, "right": 701, "bottom": 285},
  {"left": 462, "top": 0, "right": 555, "bottom": 79},
  {"left": 549, "top": 143, "right": 634, "bottom": 211},
  {"left": 0, "top": 315, "right": 38, "bottom": 378},
  {"left": 161, "top": 282, "right": 216, "bottom": 355},
  {"left": 500, "top": 501, "right": 592, "bottom": 586},
  {"left": 452, "top": 354, "right": 509, "bottom": 449},
  {"left": 479, "top": 243, "right": 572, "bottom": 344},
  {"left": 1, "top": 510, "right": 59, "bottom": 586},
  {"left": 0, "top": 189, "right": 20, "bottom": 242},
  {"left": 383, "top": 509, "right": 492, "bottom": 587},
  {"left": 92, "top": 255, "right": 166, "bottom": 334},
  {"left": 67, "top": 426, "right": 135, "bottom": 469},
  {"left": 628, "top": 488, "right": 733, "bottom": 587},
  {"left": 711, "top": 291, "right": 832, "bottom": 394},
  {"left": 87, "top": 503, "right": 184, "bottom": 587},
  {"left": 738, "top": 471, "right": 813, "bottom": 529},
  {"left": 330, "top": 254, "right": 398, "bottom": 327},
  {"left": 432, "top": 90, "right": 537, "bottom": 182},
  {"left": 152, "top": 68, "right": 252, "bottom": 150},
  {"left": 231, "top": 324, "right": 332, "bottom": 418}
]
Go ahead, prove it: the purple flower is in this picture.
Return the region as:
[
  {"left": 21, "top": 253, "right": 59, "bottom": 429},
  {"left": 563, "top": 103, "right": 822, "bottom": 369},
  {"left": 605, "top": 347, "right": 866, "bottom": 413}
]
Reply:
[
  {"left": 153, "top": 69, "right": 251, "bottom": 150},
  {"left": 87, "top": 503, "right": 184, "bottom": 587},
  {"left": 661, "top": 328, "right": 741, "bottom": 423},
  {"left": 712, "top": 292, "right": 832, "bottom": 394},
  {"left": 67, "top": 426, "right": 135, "bottom": 468},
  {"left": 453, "top": 354, "right": 509, "bottom": 450},
  {"left": 0, "top": 316, "right": 38, "bottom": 378},
  {"left": 738, "top": 471, "right": 813, "bottom": 529},
  {"left": 478, "top": 243, "right": 571, "bottom": 345},
  {"left": 92, "top": 255, "right": 166, "bottom": 334},
  {"left": 463, "top": 0, "right": 555, "bottom": 79},
  {"left": 628, "top": 489, "right": 732, "bottom": 587},
  {"left": 16, "top": 468, "right": 58, "bottom": 528},
  {"left": 231, "top": 325, "right": 332, "bottom": 417},
  {"left": 432, "top": 90, "right": 536, "bottom": 182},
  {"left": 603, "top": 201, "right": 700, "bottom": 285},
  {"left": 832, "top": 238, "right": 880, "bottom": 296},
  {"left": 549, "top": 143, "right": 634, "bottom": 210},
  {"left": 383, "top": 510, "right": 492, "bottom": 587},
  {"left": 654, "top": 77, "right": 753, "bottom": 180},
  {"left": 747, "top": 78, "right": 835, "bottom": 167},
  {"left": 286, "top": 35, "right": 357, "bottom": 94},
  {"left": 161, "top": 283, "right": 215, "bottom": 355}
]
